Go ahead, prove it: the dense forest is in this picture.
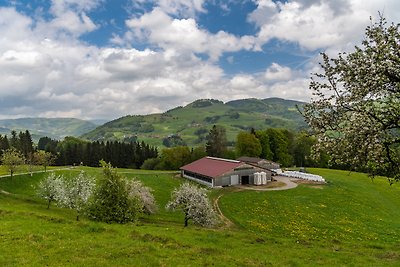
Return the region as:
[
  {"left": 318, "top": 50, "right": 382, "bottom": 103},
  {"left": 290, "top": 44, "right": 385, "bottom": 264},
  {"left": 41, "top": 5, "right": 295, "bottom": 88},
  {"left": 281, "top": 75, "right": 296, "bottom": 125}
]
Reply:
[{"left": 0, "top": 130, "right": 158, "bottom": 168}]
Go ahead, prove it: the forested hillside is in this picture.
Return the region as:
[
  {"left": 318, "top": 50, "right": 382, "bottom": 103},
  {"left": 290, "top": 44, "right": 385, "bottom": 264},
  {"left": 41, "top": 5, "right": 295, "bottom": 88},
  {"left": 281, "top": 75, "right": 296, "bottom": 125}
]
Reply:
[{"left": 82, "top": 98, "right": 307, "bottom": 147}]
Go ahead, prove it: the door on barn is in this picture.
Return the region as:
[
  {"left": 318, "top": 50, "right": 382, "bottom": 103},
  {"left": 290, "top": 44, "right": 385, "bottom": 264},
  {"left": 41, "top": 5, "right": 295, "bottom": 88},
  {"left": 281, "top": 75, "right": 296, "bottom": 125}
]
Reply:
[
  {"left": 241, "top": 175, "right": 250, "bottom": 185},
  {"left": 230, "top": 175, "right": 239, "bottom": 185}
]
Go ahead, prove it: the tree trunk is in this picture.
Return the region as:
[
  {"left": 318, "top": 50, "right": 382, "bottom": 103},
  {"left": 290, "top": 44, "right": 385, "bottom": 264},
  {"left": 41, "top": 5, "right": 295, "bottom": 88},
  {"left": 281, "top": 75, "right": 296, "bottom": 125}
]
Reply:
[
  {"left": 47, "top": 200, "right": 51, "bottom": 209},
  {"left": 184, "top": 213, "right": 189, "bottom": 227}
]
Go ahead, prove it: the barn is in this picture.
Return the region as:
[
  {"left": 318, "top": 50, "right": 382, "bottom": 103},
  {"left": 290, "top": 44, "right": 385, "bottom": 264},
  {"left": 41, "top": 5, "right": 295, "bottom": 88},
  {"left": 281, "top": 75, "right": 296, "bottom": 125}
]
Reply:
[{"left": 180, "top": 156, "right": 271, "bottom": 188}]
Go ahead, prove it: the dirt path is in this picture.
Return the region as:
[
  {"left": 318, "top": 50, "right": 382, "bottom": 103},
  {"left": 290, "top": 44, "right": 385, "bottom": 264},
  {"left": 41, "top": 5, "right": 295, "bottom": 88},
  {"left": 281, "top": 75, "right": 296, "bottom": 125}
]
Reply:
[
  {"left": 237, "top": 176, "right": 300, "bottom": 191},
  {"left": 213, "top": 192, "right": 235, "bottom": 229}
]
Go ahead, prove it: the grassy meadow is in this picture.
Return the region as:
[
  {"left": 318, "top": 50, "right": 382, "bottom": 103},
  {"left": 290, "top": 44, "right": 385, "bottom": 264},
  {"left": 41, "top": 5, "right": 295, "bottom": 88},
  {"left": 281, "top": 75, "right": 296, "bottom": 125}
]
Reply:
[{"left": 0, "top": 167, "right": 399, "bottom": 266}]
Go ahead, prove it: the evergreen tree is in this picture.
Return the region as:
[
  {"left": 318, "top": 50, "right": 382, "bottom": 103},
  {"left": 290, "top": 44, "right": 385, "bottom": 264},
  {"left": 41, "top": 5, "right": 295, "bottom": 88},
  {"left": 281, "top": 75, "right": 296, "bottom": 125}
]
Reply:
[
  {"left": 205, "top": 125, "right": 227, "bottom": 157},
  {"left": 88, "top": 161, "right": 141, "bottom": 223},
  {"left": 19, "top": 130, "right": 34, "bottom": 157}
]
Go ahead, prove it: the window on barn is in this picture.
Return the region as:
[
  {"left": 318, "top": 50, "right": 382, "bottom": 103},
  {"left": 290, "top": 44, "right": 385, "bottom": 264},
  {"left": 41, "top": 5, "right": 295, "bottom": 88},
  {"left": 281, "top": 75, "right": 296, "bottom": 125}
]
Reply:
[{"left": 183, "top": 170, "right": 212, "bottom": 184}]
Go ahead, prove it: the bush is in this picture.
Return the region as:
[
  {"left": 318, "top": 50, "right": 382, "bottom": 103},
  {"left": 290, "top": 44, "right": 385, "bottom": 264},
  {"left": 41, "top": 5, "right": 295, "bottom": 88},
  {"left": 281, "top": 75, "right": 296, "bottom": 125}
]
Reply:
[
  {"left": 141, "top": 158, "right": 161, "bottom": 170},
  {"left": 87, "top": 161, "right": 142, "bottom": 223}
]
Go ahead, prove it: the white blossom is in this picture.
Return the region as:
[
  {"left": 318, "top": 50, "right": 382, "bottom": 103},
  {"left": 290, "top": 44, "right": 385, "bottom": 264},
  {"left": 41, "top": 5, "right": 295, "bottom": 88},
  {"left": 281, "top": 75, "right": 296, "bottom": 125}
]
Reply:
[
  {"left": 36, "top": 172, "right": 65, "bottom": 209},
  {"left": 127, "top": 179, "right": 158, "bottom": 215},
  {"left": 55, "top": 171, "right": 95, "bottom": 220},
  {"left": 166, "top": 183, "right": 217, "bottom": 227}
]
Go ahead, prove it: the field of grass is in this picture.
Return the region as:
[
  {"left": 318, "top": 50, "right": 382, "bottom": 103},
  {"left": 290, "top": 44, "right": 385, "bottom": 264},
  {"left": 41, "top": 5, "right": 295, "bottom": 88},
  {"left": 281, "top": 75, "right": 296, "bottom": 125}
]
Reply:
[{"left": 0, "top": 167, "right": 399, "bottom": 266}]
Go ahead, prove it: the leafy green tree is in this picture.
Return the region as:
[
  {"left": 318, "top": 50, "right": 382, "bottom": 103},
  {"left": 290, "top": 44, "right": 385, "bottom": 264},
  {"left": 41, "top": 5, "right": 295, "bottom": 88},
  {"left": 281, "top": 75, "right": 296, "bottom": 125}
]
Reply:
[
  {"left": 88, "top": 161, "right": 141, "bottom": 223},
  {"left": 166, "top": 183, "right": 216, "bottom": 227},
  {"left": 38, "top": 136, "right": 52, "bottom": 151},
  {"left": 205, "top": 125, "right": 227, "bottom": 157},
  {"left": 266, "top": 128, "right": 293, "bottom": 167},
  {"left": 163, "top": 134, "right": 186, "bottom": 147},
  {"left": 1, "top": 148, "right": 25, "bottom": 178},
  {"left": 33, "top": 150, "right": 56, "bottom": 172},
  {"left": 141, "top": 158, "right": 162, "bottom": 170},
  {"left": 293, "top": 132, "right": 317, "bottom": 167},
  {"left": 236, "top": 132, "right": 262, "bottom": 157},
  {"left": 255, "top": 130, "right": 273, "bottom": 160},
  {"left": 191, "top": 146, "right": 207, "bottom": 162},
  {"left": 160, "top": 146, "right": 192, "bottom": 170},
  {"left": 303, "top": 16, "right": 400, "bottom": 181}
]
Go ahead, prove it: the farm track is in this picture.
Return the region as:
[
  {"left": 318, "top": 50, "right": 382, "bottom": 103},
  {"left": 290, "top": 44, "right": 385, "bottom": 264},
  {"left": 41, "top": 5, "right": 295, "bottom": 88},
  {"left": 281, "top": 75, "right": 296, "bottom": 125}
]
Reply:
[{"left": 213, "top": 192, "right": 235, "bottom": 229}]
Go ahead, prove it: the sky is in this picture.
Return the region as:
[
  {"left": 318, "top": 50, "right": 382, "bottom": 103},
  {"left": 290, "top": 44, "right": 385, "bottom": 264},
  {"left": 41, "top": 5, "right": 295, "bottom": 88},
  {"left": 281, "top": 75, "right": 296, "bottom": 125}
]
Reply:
[{"left": 0, "top": 0, "right": 399, "bottom": 120}]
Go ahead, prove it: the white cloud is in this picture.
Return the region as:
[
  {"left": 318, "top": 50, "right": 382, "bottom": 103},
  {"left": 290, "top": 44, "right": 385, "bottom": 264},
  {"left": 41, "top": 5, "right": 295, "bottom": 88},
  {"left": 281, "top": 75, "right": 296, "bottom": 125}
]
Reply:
[
  {"left": 264, "top": 63, "right": 292, "bottom": 81},
  {"left": 249, "top": 0, "right": 400, "bottom": 51},
  {"left": 1, "top": 0, "right": 400, "bottom": 120},
  {"left": 157, "top": 0, "right": 206, "bottom": 17},
  {"left": 125, "top": 8, "right": 256, "bottom": 60},
  {"left": 131, "top": 0, "right": 206, "bottom": 17}
]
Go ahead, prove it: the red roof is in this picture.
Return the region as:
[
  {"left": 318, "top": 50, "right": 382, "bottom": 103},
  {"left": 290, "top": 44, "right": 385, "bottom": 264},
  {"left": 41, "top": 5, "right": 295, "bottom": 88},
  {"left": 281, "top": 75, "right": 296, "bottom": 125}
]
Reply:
[{"left": 180, "top": 157, "right": 243, "bottom": 178}]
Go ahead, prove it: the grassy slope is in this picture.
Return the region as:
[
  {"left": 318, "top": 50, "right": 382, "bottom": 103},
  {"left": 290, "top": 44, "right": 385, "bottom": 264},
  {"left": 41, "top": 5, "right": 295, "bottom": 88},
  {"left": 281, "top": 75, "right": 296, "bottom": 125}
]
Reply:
[
  {"left": 0, "top": 168, "right": 399, "bottom": 266},
  {"left": 81, "top": 98, "right": 307, "bottom": 147}
]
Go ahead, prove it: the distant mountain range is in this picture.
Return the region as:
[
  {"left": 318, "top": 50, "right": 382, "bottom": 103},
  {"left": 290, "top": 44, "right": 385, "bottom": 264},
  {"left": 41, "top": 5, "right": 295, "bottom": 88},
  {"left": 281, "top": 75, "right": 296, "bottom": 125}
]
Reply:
[
  {"left": 81, "top": 97, "right": 308, "bottom": 147},
  {"left": 0, "top": 118, "right": 98, "bottom": 141}
]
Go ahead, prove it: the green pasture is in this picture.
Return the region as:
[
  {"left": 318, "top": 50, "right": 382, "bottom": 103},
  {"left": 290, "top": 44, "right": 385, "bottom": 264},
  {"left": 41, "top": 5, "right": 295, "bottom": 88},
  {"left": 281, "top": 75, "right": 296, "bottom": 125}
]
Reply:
[{"left": 0, "top": 167, "right": 399, "bottom": 266}]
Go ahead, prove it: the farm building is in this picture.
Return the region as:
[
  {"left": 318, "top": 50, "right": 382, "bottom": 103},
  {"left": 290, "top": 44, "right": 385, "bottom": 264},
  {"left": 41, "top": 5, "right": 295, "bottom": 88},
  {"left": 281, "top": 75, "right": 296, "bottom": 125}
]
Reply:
[
  {"left": 180, "top": 156, "right": 271, "bottom": 188},
  {"left": 237, "top": 156, "right": 280, "bottom": 170}
]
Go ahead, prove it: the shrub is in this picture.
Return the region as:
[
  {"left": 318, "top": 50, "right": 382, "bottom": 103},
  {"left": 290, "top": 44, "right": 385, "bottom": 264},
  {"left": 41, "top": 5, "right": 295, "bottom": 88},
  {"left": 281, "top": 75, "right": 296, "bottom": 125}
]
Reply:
[{"left": 87, "top": 161, "right": 142, "bottom": 223}]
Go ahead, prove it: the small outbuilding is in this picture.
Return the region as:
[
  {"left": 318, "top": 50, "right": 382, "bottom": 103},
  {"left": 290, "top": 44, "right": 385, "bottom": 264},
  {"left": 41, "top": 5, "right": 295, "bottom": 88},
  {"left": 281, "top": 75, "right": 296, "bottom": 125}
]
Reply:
[
  {"left": 180, "top": 156, "right": 271, "bottom": 188},
  {"left": 237, "top": 156, "right": 280, "bottom": 170}
]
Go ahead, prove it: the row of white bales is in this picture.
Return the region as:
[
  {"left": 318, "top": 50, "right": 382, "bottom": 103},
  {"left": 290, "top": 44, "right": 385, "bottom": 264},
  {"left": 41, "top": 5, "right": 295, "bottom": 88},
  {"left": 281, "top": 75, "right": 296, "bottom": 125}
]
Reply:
[{"left": 274, "top": 169, "right": 325, "bottom": 182}]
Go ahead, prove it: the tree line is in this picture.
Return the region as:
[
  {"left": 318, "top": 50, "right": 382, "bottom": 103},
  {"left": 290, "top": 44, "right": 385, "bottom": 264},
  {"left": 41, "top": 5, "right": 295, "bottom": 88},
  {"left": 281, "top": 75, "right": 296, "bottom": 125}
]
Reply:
[
  {"left": 141, "top": 125, "right": 329, "bottom": 170},
  {"left": 39, "top": 136, "right": 158, "bottom": 168},
  {"left": 0, "top": 130, "right": 158, "bottom": 169}
]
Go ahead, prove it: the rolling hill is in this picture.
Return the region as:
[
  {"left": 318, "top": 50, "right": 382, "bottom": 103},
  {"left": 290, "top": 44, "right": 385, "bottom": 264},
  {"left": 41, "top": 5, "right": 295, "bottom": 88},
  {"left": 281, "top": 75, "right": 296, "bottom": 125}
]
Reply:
[
  {"left": 0, "top": 118, "right": 98, "bottom": 141},
  {"left": 81, "top": 97, "right": 308, "bottom": 147}
]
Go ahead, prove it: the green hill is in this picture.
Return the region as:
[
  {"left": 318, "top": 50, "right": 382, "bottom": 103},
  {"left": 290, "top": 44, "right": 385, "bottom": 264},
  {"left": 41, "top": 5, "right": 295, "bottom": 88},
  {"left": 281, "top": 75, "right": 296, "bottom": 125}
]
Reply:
[
  {"left": 0, "top": 118, "right": 98, "bottom": 141},
  {"left": 81, "top": 98, "right": 307, "bottom": 146}
]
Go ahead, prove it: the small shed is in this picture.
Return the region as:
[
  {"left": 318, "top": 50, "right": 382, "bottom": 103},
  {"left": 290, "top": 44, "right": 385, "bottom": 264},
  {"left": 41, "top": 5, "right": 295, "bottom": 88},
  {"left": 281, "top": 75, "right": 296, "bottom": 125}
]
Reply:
[
  {"left": 237, "top": 156, "right": 280, "bottom": 170},
  {"left": 180, "top": 156, "right": 270, "bottom": 187}
]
